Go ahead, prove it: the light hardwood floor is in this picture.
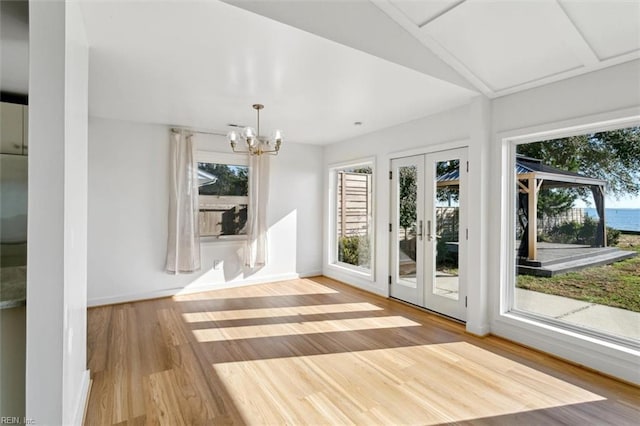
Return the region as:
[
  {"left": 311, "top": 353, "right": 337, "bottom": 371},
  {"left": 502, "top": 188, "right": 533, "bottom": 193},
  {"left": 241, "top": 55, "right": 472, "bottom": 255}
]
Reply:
[{"left": 85, "top": 277, "right": 640, "bottom": 425}]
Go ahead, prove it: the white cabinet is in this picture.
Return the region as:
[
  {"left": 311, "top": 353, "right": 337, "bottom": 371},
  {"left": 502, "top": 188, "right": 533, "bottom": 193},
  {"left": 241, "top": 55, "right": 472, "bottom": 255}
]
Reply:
[{"left": 1, "top": 102, "right": 27, "bottom": 155}]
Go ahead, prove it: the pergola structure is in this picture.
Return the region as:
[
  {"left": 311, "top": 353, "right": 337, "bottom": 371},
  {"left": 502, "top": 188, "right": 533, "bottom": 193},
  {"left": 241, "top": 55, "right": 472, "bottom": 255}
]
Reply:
[
  {"left": 515, "top": 156, "right": 607, "bottom": 261},
  {"left": 437, "top": 156, "right": 607, "bottom": 261}
]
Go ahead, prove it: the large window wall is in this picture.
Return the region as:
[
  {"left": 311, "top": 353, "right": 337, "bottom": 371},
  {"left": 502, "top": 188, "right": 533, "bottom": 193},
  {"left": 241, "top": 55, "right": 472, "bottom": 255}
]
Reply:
[
  {"left": 496, "top": 116, "right": 640, "bottom": 384},
  {"left": 508, "top": 125, "right": 639, "bottom": 346}
]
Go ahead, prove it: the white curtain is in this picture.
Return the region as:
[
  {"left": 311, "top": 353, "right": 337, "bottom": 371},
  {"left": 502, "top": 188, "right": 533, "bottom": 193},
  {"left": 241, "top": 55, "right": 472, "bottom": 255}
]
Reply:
[
  {"left": 165, "top": 130, "right": 201, "bottom": 273},
  {"left": 246, "top": 153, "right": 270, "bottom": 267}
]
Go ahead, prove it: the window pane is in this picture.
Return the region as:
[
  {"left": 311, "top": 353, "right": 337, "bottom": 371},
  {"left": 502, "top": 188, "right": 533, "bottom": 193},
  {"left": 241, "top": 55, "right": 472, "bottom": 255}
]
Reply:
[
  {"left": 334, "top": 165, "right": 373, "bottom": 270},
  {"left": 513, "top": 127, "right": 640, "bottom": 343},
  {"left": 198, "top": 163, "right": 248, "bottom": 196},
  {"left": 198, "top": 162, "right": 248, "bottom": 236}
]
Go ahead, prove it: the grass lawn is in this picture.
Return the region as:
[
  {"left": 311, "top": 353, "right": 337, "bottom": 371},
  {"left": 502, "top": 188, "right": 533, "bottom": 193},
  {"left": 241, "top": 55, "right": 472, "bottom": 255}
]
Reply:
[{"left": 516, "top": 234, "right": 640, "bottom": 313}]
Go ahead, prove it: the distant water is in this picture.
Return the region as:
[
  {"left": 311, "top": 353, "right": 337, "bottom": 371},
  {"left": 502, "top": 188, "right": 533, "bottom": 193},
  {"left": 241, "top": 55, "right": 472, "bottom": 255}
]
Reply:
[{"left": 584, "top": 208, "right": 640, "bottom": 232}]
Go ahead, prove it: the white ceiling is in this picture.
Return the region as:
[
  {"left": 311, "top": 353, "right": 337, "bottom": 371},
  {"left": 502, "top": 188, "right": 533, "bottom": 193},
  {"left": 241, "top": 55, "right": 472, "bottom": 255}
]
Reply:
[
  {"left": 79, "top": 0, "right": 476, "bottom": 145},
  {"left": 376, "top": 0, "right": 640, "bottom": 97},
  {"left": 5, "top": 1, "right": 639, "bottom": 144}
]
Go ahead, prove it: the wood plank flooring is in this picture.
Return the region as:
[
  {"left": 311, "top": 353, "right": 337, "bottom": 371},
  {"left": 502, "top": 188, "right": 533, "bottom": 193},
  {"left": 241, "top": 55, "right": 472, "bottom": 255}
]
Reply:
[{"left": 85, "top": 277, "right": 640, "bottom": 425}]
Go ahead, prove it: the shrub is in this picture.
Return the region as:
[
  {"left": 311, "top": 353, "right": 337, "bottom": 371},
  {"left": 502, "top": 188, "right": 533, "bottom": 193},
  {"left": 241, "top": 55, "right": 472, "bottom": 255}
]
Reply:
[
  {"left": 607, "top": 227, "right": 621, "bottom": 246},
  {"left": 436, "top": 239, "right": 458, "bottom": 268},
  {"left": 545, "top": 216, "right": 620, "bottom": 246},
  {"left": 547, "top": 221, "right": 582, "bottom": 244},
  {"left": 577, "top": 216, "right": 597, "bottom": 244},
  {"left": 338, "top": 235, "right": 371, "bottom": 268}
]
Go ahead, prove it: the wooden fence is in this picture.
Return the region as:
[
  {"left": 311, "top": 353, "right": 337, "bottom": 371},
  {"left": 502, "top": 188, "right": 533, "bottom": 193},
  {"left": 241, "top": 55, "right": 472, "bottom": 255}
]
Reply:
[
  {"left": 396, "top": 207, "right": 460, "bottom": 243},
  {"left": 434, "top": 207, "right": 585, "bottom": 242},
  {"left": 436, "top": 207, "right": 585, "bottom": 240},
  {"left": 538, "top": 208, "right": 585, "bottom": 232},
  {"left": 516, "top": 207, "right": 586, "bottom": 236},
  {"left": 436, "top": 207, "right": 459, "bottom": 241},
  {"left": 337, "top": 172, "right": 372, "bottom": 238}
]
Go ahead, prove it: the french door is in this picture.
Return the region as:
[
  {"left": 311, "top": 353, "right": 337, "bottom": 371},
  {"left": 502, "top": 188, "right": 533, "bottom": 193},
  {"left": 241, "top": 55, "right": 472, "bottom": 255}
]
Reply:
[{"left": 390, "top": 148, "right": 468, "bottom": 321}]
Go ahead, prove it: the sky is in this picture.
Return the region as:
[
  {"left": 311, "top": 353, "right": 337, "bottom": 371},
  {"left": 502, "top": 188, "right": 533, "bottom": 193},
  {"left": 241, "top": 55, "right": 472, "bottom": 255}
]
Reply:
[{"left": 575, "top": 194, "right": 640, "bottom": 209}]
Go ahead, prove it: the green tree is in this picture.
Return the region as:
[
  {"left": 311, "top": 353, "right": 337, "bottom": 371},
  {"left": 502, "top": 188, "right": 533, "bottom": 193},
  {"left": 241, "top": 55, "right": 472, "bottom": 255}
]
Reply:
[
  {"left": 517, "top": 127, "right": 640, "bottom": 212},
  {"left": 536, "top": 188, "right": 576, "bottom": 219},
  {"left": 198, "top": 163, "right": 248, "bottom": 196},
  {"left": 350, "top": 166, "right": 372, "bottom": 174},
  {"left": 399, "top": 166, "right": 417, "bottom": 240}
]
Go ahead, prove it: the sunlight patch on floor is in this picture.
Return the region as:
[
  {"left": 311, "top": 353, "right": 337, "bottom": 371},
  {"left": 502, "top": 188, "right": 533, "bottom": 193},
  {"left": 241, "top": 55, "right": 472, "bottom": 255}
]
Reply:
[
  {"left": 213, "top": 342, "right": 604, "bottom": 425},
  {"left": 192, "top": 316, "right": 420, "bottom": 342},
  {"left": 173, "top": 279, "right": 338, "bottom": 301},
  {"left": 182, "top": 302, "right": 384, "bottom": 322}
]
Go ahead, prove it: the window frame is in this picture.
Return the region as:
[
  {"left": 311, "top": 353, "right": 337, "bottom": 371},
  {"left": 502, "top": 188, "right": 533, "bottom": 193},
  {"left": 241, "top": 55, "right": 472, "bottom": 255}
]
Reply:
[
  {"left": 327, "top": 157, "right": 376, "bottom": 280},
  {"left": 500, "top": 116, "right": 640, "bottom": 350},
  {"left": 196, "top": 150, "right": 249, "bottom": 242}
]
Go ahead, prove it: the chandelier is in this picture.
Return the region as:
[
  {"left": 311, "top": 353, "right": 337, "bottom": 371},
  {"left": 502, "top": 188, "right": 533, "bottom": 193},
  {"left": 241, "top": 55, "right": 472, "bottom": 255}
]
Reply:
[{"left": 227, "top": 104, "right": 283, "bottom": 156}]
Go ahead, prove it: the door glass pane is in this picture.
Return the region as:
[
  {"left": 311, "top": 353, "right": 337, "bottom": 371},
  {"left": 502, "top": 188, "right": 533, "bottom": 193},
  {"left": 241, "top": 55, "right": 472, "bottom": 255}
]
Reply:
[
  {"left": 398, "top": 165, "right": 417, "bottom": 283},
  {"left": 434, "top": 159, "right": 460, "bottom": 300}
]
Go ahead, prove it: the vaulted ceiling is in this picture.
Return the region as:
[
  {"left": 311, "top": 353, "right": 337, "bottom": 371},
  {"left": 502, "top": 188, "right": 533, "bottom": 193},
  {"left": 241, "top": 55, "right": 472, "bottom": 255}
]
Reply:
[
  {"left": 231, "top": 0, "right": 640, "bottom": 98},
  {"left": 3, "top": 1, "right": 638, "bottom": 145}
]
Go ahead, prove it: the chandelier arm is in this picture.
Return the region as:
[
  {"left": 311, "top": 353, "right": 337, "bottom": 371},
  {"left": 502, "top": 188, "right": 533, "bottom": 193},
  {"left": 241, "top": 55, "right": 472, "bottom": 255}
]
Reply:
[{"left": 230, "top": 145, "right": 251, "bottom": 154}]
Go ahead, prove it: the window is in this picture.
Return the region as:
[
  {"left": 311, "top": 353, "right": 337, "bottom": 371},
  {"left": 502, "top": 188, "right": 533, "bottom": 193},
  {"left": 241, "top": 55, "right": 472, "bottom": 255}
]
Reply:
[
  {"left": 330, "top": 160, "right": 374, "bottom": 273},
  {"left": 197, "top": 152, "right": 249, "bottom": 238},
  {"left": 509, "top": 125, "right": 640, "bottom": 346}
]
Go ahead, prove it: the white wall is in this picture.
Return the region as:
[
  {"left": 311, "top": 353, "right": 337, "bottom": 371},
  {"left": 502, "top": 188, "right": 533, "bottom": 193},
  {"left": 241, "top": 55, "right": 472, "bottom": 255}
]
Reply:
[
  {"left": 87, "top": 117, "right": 323, "bottom": 305},
  {"left": 26, "top": 1, "right": 90, "bottom": 424},
  {"left": 488, "top": 59, "right": 640, "bottom": 384},
  {"left": 322, "top": 105, "right": 471, "bottom": 295},
  {"left": 492, "top": 59, "right": 640, "bottom": 134}
]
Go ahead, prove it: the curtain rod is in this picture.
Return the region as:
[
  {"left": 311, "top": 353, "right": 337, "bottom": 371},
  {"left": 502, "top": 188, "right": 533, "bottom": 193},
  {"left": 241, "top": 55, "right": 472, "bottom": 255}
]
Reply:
[{"left": 170, "top": 127, "right": 226, "bottom": 137}]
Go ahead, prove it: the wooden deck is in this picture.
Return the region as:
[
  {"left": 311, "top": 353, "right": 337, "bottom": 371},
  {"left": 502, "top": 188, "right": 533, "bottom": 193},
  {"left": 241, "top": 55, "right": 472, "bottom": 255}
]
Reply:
[
  {"left": 518, "top": 243, "right": 636, "bottom": 276},
  {"left": 85, "top": 277, "right": 639, "bottom": 425}
]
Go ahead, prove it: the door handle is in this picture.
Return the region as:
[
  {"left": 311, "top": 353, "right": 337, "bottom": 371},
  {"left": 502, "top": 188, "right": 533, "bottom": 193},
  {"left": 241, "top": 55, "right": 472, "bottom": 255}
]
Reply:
[
  {"left": 427, "top": 220, "right": 433, "bottom": 241},
  {"left": 417, "top": 220, "right": 423, "bottom": 240}
]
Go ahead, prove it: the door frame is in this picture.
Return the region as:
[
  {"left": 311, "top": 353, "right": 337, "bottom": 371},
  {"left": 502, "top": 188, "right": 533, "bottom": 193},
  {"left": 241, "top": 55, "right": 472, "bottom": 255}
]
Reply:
[{"left": 389, "top": 146, "right": 469, "bottom": 322}]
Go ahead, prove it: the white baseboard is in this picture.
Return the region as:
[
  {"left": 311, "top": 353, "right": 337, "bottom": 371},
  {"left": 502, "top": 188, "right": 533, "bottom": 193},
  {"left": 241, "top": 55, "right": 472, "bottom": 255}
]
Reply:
[
  {"left": 466, "top": 323, "right": 491, "bottom": 337},
  {"left": 87, "top": 270, "right": 323, "bottom": 307},
  {"left": 72, "top": 369, "right": 91, "bottom": 425}
]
